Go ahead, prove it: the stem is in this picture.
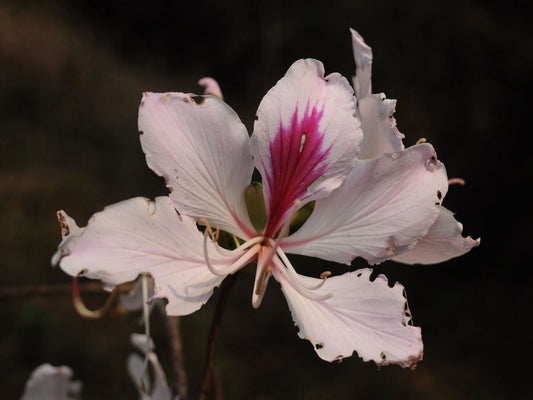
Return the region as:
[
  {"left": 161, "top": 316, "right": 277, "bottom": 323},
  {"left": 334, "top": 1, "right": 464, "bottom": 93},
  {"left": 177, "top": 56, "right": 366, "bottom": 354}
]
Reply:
[
  {"left": 0, "top": 282, "right": 105, "bottom": 300},
  {"left": 200, "top": 273, "right": 238, "bottom": 400},
  {"left": 165, "top": 315, "right": 188, "bottom": 400}
]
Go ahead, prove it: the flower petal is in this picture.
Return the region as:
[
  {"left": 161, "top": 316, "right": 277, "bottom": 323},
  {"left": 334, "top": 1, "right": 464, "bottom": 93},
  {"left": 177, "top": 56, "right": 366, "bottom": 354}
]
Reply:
[
  {"left": 198, "top": 77, "right": 223, "bottom": 99},
  {"left": 393, "top": 206, "right": 480, "bottom": 264},
  {"left": 54, "top": 196, "right": 239, "bottom": 315},
  {"left": 274, "top": 267, "right": 423, "bottom": 367},
  {"left": 139, "top": 92, "right": 255, "bottom": 239},
  {"left": 21, "top": 364, "right": 81, "bottom": 400},
  {"left": 358, "top": 93, "right": 405, "bottom": 159},
  {"left": 350, "top": 28, "right": 373, "bottom": 101},
  {"left": 128, "top": 333, "right": 172, "bottom": 400},
  {"left": 251, "top": 59, "right": 362, "bottom": 236},
  {"left": 283, "top": 144, "right": 448, "bottom": 265}
]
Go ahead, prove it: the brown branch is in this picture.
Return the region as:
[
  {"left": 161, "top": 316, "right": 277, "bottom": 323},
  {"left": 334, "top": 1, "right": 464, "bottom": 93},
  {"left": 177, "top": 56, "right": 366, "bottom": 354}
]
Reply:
[
  {"left": 165, "top": 315, "right": 188, "bottom": 400},
  {"left": 200, "top": 273, "right": 237, "bottom": 400},
  {"left": 0, "top": 282, "right": 104, "bottom": 300}
]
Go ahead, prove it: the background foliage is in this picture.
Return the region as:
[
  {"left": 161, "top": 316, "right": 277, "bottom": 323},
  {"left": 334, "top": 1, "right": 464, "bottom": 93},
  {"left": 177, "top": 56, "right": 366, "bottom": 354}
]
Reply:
[{"left": 1, "top": 0, "right": 530, "bottom": 398}]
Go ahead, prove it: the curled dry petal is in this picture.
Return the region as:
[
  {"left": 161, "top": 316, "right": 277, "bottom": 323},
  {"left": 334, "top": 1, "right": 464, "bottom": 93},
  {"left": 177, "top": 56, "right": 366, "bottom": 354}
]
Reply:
[
  {"left": 351, "top": 28, "right": 373, "bottom": 101},
  {"left": 283, "top": 144, "right": 448, "bottom": 265},
  {"left": 275, "top": 268, "right": 423, "bottom": 367},
  {"left": 393, "top": 206, "right": 481, "bottom": 264},
  {"left": 139, "top": 92, "right": 255, "bottom": 239},
  {"left": 358, "top": 93, "right": 405, "bottom": 159},
  {"left": 54, "top": 197, "right": 242, "bottom": 316},
  {"left": 251, "top": 58, "right": 362, "bottom": 235}
]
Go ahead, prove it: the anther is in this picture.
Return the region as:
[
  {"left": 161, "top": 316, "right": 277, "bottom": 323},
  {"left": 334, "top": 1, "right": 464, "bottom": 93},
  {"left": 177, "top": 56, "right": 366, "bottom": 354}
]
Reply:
[
  {"left": 199, "top": 217, "right": 219, "bottom": 242},
  {"left": 320, "top": 271, "right": 331, "bottom": 280},
  {"left": 448, "top": 177, "right": 466, "bottom": 186}
]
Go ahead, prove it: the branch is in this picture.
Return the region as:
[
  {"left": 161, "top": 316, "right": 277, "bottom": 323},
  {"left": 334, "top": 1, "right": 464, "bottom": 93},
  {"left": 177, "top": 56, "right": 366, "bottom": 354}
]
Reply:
[
  {"left": 164, "top": 314, "right": 188, "bottom": 400},
  {"left": 0, "top": 282, "right": 104, "bottom": 300},
  {"left": 200, "top": 273, "right": 237, "bottom": 400}
]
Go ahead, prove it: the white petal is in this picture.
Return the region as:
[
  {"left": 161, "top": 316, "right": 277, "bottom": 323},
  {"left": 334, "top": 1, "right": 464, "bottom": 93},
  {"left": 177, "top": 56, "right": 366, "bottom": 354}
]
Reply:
[
  {"left": 350, "top": 28, "right": 373, "bottom": 101},
  {"left": 251, "top": 59, "right": 362, "bottom": 236},
  {"left": 128, "top": 334, "right": 172, "bottom": 400},
  {"left": 393, "top": 206, "right": 480, "bottom": 264},
  {"left": 358, "top": 93, "right": 405, "bottom": 159},
  {"left": 54, "top": 197, "right": 240, "bottom": 316},
  {"left": 275, "top": 268, "right": 423, "bottom": 367},
  {"left": 119, "top": 276, "right": 157, "bottom": 312},
  {"left": 139, "top": 92, "right": 255, "bottom": 239},
  {"left": 283, "top": 144, "right": 448, "bottom": 265},
  {"left": 21, "top": 364, "right": 81, "bottom": 400}
]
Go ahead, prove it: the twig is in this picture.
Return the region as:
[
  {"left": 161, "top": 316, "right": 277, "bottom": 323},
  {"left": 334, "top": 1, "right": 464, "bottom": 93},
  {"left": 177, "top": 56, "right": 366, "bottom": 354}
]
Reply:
[
  {"left": 0, "top": 282, "right": 104, "bottom": 300},
  {"left": 200, "top": 273, "right": 237, "bottom": 400},
  {"left": 165, "top": 315, "right": 188, "bottom": 400}
]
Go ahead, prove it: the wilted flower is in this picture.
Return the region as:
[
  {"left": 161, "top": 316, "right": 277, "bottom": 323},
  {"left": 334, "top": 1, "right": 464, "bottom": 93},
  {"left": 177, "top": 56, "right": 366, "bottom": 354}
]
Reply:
[{"left": 53, "top": 29, "right": 478, "bottom": 367}]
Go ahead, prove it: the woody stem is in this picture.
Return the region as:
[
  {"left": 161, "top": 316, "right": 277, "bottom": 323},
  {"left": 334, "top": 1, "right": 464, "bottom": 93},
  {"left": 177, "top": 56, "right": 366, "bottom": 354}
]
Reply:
[{"left": 200, "top": 273, "right": 238, "bottom": 400}]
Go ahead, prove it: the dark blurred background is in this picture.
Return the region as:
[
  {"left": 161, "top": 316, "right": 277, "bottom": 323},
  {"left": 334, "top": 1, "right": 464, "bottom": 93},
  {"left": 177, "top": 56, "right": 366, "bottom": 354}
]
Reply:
[{"left": 1, "top": 0, "right": 530, "bottom": 398}]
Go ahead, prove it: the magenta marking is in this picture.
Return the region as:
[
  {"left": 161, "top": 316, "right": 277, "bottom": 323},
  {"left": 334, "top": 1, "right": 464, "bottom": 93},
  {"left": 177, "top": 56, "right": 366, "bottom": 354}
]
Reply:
[{"left": 263, "top": 102, "right": 331, "bottom": 236}]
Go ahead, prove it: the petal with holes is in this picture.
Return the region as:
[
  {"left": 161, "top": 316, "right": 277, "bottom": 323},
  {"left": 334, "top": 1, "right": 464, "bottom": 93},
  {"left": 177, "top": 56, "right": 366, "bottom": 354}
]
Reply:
[
  {"left": 139, "top": 92, "right": 255, "bottom": 239},
  {"left": 54, "top": 196, "right": 239, "bottom": 315},
  {"left": 283, "top": 144, "right": 448, "bottom": 265},
  {"left": 275, "top": 267, "right": 423, "bottom": 367}
]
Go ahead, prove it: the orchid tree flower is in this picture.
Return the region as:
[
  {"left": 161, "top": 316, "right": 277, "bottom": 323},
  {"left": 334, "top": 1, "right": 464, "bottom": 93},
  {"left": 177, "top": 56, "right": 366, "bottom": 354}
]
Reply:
[
  {"left": 53, "top": 35, "right": 477, "bottom": 368},
  {"left": 349, "top": 28, "right": 480, "bottom": 264}
]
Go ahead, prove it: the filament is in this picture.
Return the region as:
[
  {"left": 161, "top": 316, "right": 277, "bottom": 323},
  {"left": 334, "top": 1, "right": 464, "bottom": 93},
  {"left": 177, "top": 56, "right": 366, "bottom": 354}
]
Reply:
[
  {"left": 272, "top": 256, "right": 332, "bottom": 301},
  {"left": 203, "top": 230, "right": 261, "bottom": 276},
  {"left": 275, "top": 246, "right": 330, "bottom": 291}
]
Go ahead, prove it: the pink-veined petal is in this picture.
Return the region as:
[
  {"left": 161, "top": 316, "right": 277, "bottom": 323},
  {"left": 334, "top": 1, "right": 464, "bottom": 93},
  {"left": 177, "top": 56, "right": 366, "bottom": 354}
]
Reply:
[
  {"left": 351, "top": 28, "right": 373, "bottom": 101},
  {"left": 251, "top": 59, "right": 362, "bottom": 236},
  {"left": 53, "top": 196, "right": 241, "bottom": 316},
  {"left": 358, "top": 93, "right": 405, "bottom": 159},
  {"left": 283, "top": 144, "right": 448, "bottom": 265},
  {"left": 139, "top": 92, "right": 255, "bottom": 239},
  {"left": 274, "top": 267, "right": 423, "bottom": 367},
  {"left": 393, "top": 206, "right": 480, "bottom": 264}
]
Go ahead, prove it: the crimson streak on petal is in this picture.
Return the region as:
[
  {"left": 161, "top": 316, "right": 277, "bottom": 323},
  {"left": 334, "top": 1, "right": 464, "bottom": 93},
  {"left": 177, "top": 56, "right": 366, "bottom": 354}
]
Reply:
[{"left": 263, "top": 102, "right": 331, "bottom": 237}]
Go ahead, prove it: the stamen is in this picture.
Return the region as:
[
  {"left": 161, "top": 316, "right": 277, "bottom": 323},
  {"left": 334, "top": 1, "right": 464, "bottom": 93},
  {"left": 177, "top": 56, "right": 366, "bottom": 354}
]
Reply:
[
  {"left": 72, "top": 276, "right": 118, "bottom": 319},
  {"left": 275, "top": 245, "right": 331, "bottom": 291},
  {"left": 203, "top": 230, "right": 261, "bottom": 276},
  {"left": 448, "top": 177, "right": 466, "bottom": 186},
  {"left": 211, "top": 235, "right": 264, "bottom": 256},
  {"left": 199, "top": 217, "right": 219, "bottom": 242},
  {"left": 277, "top": 200, "right": 301, "bottom": 241},
  {"left": 416, "top": 137, "right": 427, "bottom": 144},
  {"left": 259, "top": 200, "right": 302, "bottom": 275},
  {"left": 252, "top": 248, "right": 272, "bottom": 309},
  {"left": 272, "top": 256, "right": 332, "bottom": 301},
  {"left": 139, "top": 274, "right": 151, "bottom": 393}
]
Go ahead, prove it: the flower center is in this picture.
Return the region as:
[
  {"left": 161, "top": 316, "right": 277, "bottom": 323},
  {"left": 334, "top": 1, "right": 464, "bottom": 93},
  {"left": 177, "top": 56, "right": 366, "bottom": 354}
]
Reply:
[{"left": 201, "top": 200, "right": 332, "bottom": 309}]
